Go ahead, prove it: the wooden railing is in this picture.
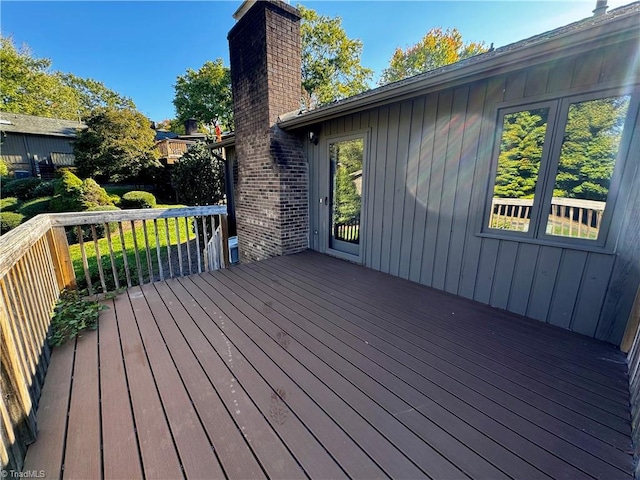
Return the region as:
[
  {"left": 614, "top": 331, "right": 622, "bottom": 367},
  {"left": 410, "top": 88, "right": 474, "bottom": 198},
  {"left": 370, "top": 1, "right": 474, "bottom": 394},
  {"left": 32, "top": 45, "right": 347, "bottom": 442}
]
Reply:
[
  {"left": 0, "top": 206, "right": 229, "bottom": 472},
  {"left": 489, "top": 197, "right": 606, "bottom": 238},
  {"left": 0, "top": 216, "right": 73, "bottom": 471},
  {"left": 50, "top": 206, "right": 229, "bottom": 295},
  {"left": 334, "top": 217, "right": 360, "bottom": 244}
]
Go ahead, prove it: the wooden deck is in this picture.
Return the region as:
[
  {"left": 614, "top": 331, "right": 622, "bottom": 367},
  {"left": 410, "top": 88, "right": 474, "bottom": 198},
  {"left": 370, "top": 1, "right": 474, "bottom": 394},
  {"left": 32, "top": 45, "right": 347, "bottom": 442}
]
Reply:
[{"left": 23, "top": 251, "right": 633, "bottom": 479}]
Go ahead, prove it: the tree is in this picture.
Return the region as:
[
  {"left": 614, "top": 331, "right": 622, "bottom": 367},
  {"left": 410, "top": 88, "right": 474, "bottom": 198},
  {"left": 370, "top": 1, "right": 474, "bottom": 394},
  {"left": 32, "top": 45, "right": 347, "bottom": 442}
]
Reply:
[
  {"left": 554, "top": 96, "right": 629, "bottom": 201},
  {"left": 73, "top": 107, "right": 160, "bottom": 182},
  {"left": 494, "top": 109, "right": 548, "bottom": 199},
  {"left": 171, "top": 142, "right": 225, "bottom": 206},
  {"left": 171, "top": 5, "right": 373, "bottom": 127},
  {"left": 173, "top": 59, "right": 233, "bottom": 131},
  {"left": 1, "top": 36, "right": 80, "bottom": 119},
  {"left": 299, "top": 4, "right": 372, "bottom": 109},
  {"left": 334, "top": 167, "right": 361, "bottom": 224},
  {"left": 59, "top": 74, "right": 135, "bottom": 116},
  {"left": 379, "top": 28, "right": 487, "bottom": 85},
  {"left": 1, "top": 36, "right": 136, "bottom": 120}
]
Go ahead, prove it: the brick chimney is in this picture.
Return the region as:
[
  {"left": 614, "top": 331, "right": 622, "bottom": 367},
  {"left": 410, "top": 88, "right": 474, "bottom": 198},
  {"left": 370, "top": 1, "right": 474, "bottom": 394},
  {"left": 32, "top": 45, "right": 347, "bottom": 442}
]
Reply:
[{"left": 228, "top": 0, "right": 308, "bottom": 262}]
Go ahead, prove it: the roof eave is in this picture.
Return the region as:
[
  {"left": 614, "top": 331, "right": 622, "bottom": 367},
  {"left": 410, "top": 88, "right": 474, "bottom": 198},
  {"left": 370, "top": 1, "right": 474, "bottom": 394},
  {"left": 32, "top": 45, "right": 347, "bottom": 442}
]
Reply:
[{"left": 279, "top": 11, "right": 640, "bottom": 130}]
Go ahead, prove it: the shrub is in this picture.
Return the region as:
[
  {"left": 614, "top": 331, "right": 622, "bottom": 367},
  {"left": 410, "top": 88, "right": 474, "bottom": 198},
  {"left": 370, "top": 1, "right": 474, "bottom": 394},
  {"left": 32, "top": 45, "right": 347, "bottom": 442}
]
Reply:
[
  {"left": 3, "top": 177, "right": 43, "bottom": 200},
  {"left": 18, "top": 196, "right": 52, "bottom": 219},
  {"left": 80, "top": 178, "right": 114, "bottom": 209},
  {"left": 54, "top": 166, "right": 78, "bottom": 179},
  {"left": 50, "top": 171, "right": 83, "bottom": 212},
  {"left": 0, "top": 159, "right": 8, "bottom": 177},
  {"left": 171, "top": 142, "right": 225, "bottom": 206},
  {"left": 109, "top": 194, "right": 121, "bottom": 206},
  {"left": 0, "top": 197, "right": 20, "bottom": 212},
  {"left": 121, "top": 191, "right": 156, "bottom": 209},
  {"left": 32, "top": 181, "right": 55, "bottom": 198},
  {"left": 0, "top": 211, "right": 25, "bottom": 234}
]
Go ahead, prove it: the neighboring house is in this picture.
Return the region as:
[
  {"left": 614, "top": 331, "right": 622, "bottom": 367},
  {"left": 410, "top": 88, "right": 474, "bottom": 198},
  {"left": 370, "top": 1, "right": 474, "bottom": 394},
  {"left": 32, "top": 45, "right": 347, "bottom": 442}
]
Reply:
[
  {"left": 0, "top": 112, "right": 84, "bottom": 178},
  {"left": 221, "top": 0, "right": 640, "bottom": 347},
  {"left": 154, "top": 119, "right": 207, "bottom": 165}
]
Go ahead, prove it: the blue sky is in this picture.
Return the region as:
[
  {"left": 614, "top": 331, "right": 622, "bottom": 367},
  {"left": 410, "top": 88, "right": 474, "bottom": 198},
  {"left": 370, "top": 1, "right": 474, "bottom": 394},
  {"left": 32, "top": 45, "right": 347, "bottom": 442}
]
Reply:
[{"left": 1, "top": 1, "right": 631, "bottom": 122}]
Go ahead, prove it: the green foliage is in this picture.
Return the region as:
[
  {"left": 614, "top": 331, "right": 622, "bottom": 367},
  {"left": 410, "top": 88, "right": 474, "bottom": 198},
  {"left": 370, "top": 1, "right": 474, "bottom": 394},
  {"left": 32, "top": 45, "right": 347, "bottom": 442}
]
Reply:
[
  {"left": 50, "top": 170, "right": 83, "bottom": 212},
  {"left": 299, "top": 5, "right": 372, "bottom": 109},
  {"left": 49, "top": 289, "right": 106, "bottom": 346},
  {"left": 173, "top": 59, "right": 233, "bottom": 131},
  {"left": 73, "top": 107, "right": 160, "bottom": 182},
  {"left": 493, "top": 96, "right": 630, "bottom": 204},
  {"left": 32, "top": 180, "right": 55, "bottom": 197},
  {"left": 18, "top": 196, "right": 52, "bottom": 219},
  {"left": 1, "top": 36, "right": 80, "bottom": 119},
  {"left": 109, "top": 194, "right": 121, "bottom": 206},
  {"left": 0, "top": 211, "right": 25, "bottom": 233},
  {"left": 334, "top": 167, "right": 361, "bottom": 224},
  {"left": 1, "top": 36, "right": 135, "bottom": 120},
  {"left": 553, "top": 96, "right": 629, "bottom": 201},
  {"left": 121, "top": 191, "right": 157, "bottom": 209},
  {"left": 0, "top": 160, "right": 9, "bottom": 177},
  {"left": 58, "top": 73, "right": 135, "bottom": 115},
  {"left": 380, "top": 27, "right": 487, "bottom": 85},
  {"left": 81, "top": 178, "right": 114, "bottom": 208},
  {"left": 0, "top": 197, "right": 20, "bottom": 212},
  {"left": 171, "top": 142, "right": 225, "bottom": 206},
  {"left": 3, "top": 177, "right": 43, "bottom": 200},
  {"left": 494, "top": 109, "right": 548, "bottom": 199}
]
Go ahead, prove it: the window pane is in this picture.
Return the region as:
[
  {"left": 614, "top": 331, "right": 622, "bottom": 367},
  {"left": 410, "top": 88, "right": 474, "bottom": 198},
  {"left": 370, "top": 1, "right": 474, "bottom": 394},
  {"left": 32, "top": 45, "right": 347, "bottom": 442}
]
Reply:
[
  {"left": 329, "top": 138, "right": 363, "bottom": 251},
  {"left": 489, "top": 108, "right": 549, "bottom": 232},
  {"left": 546, "top": 95, "right": 630, "bottom": 239}
]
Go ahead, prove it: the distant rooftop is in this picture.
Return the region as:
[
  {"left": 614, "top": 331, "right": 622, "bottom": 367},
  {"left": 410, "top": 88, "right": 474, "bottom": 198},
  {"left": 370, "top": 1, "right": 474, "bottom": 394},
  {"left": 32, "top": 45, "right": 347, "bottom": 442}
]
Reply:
[{"left": 0, "top": 112, "right": 85, "bottom": 137}]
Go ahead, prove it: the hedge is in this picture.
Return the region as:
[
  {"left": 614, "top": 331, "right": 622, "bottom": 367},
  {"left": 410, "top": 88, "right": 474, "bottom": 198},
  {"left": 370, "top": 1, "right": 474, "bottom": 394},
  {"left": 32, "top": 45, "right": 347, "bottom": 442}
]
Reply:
[{"left": 0, "top": 212, "right": 25, "bottom": 234}]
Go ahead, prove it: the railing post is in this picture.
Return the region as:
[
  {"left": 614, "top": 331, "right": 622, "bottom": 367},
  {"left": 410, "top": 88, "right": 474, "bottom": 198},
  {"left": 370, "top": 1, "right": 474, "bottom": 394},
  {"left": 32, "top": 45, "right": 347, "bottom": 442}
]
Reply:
[
  {"left": 220, "top": 215, "right": 230, "bottom": 269},
  {"left": 45, "top": 227, "right": 76, "bottom": 291}
]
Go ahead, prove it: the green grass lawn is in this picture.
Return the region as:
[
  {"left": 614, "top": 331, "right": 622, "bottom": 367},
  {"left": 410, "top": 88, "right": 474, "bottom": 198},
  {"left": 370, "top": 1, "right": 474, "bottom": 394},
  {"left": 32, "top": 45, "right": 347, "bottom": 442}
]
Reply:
[{"left": 68, "top": 205, "right": 200, "bottom": 292}]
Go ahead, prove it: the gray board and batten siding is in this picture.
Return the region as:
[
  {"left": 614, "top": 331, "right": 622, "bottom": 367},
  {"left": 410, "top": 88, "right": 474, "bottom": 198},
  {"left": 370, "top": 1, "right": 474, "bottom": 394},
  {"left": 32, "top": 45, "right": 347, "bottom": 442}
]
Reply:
[{"left": 304, "top": 36, "right": 640, "bottom": 345}]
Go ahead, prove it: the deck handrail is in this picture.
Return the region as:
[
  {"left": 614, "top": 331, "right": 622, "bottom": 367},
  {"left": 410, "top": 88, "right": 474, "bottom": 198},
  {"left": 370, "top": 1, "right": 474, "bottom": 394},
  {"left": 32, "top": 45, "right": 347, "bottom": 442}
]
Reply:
[
  {"left": 489, "top": 196, "right": 606, "bottom": 237},
  {"left": 0, "top": 205, "right": 229, "bottom": 472}
]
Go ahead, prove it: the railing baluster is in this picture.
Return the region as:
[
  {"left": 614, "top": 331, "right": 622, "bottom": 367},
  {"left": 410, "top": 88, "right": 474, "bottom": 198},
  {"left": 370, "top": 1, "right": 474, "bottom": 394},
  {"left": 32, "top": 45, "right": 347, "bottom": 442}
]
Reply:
[
  {"left": 23, "top": 248, "right": 48, "bottom": 338},
  {"left": 201, "top": 215, "right": 209, "bottom": 273},
  {"left": 77, "top": 226, "right": 94, "bottom": 295},
  {"left": 578, "top": 208, "right": 584, "bottom": 238},
  {"left": 1, "top": 280, "right": 32, "bottom": 392},
  {"left": 16, "top": 259, "right": 45, "bottom": 347},
  {"left": 105, "top": 223, "right": 120, "bottom": 291},
  {"left": 184, "top": 217, "right": 192, "bottom": 276},
  {"left": 220, "top": 214, "right": 230, "bottom": 269},
  {"left": 175, "top": 217, "right": 184, "bottom": 277},
  {"left": 154, "top": 219, "right": 164, "bottom": 282},
  {"left": 118, "top": 222, "right": 132, "bottom": 288},
  {"left": 130, "top": 220, "right": 144, "bottom": 286},
  {"left": 4, "top": 272, "right": 37, "bottom": 377},
  {"left": 91, "top": 225, "right": 107, "bottom": 293},
  {"left": 164, "top": 219, "right": 173, "bottom": 279},
  {"left": 142, "top": 219, "right": 154, "bottom": 283},
  {"left": 194, "top": 217, "right": 202, "bottom": 274}
]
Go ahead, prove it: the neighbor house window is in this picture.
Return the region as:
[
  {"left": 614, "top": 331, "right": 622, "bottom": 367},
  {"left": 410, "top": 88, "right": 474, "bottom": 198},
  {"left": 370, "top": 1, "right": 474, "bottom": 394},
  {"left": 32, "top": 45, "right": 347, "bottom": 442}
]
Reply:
[{"left": 486, "top": 90, "right": 634, "bottom": 245}]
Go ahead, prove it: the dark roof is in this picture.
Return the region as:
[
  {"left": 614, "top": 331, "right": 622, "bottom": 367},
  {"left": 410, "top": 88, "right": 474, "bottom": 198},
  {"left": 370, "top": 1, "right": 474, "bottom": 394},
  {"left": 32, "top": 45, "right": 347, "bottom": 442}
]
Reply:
[
  {"left": 0, "top": 112, "right": 85, "bottom": 137},
  {"left": 279, "top": 1, "right": 640, "bottom": 128},
  {"left": 155, "top": 130, "right": 179, "bottom": 141}
]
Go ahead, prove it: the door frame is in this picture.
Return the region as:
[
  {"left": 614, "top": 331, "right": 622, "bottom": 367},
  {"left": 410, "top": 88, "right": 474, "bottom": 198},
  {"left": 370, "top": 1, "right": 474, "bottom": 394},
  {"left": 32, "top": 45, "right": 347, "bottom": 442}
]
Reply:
[{"left": 321, "top": 129, "right": 370, "bottom": 264}]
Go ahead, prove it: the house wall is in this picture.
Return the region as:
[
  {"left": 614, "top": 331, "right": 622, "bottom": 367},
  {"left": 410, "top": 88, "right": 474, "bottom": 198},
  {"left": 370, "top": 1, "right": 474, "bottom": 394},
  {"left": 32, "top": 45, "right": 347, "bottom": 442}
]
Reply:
[
  {"left": 1, "top": 133, "right": 75, "bottom": 174},
  {"left": 306, "top": 38, "right": 640, "bottom": 344}
]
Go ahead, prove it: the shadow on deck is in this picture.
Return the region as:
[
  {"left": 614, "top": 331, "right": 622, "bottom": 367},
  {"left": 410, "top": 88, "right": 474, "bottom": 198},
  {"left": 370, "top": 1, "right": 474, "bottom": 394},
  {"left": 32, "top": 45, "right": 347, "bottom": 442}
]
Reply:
[{"left": 22, "top": 251, "right": 633, "bottom": 479}]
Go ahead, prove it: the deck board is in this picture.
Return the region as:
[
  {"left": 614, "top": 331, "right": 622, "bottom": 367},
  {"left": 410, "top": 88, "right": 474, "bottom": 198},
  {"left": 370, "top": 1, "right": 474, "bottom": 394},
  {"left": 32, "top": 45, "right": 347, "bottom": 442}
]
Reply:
[{"left": 23, "top": 251, "right": 634, "bottom": 479}]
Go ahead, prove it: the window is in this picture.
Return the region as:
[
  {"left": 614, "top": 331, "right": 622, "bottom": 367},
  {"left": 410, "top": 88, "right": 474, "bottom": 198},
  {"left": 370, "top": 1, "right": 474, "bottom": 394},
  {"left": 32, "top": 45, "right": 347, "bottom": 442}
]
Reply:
[{"left": 486, "top": 90, "right": 635, "bottom": 245}]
